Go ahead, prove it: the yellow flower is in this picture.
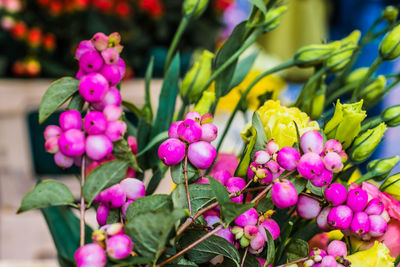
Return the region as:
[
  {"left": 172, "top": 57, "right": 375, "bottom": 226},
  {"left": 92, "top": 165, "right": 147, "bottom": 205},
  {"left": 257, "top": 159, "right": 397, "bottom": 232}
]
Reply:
[
  {"left": 347, "top": 241, "right": 395, "bottom": 267},
  {"left": 216, "top": 70, "right": 286, "bottom": 112},
  {"left": 243, "top": 100, "right": 320, "bottom": 148}
]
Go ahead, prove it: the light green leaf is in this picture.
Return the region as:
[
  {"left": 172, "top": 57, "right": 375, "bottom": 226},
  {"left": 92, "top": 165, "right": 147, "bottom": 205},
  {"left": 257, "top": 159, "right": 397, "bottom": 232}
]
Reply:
[
  {"left": 249, "top": 0, "right": 267, "bottom": 15},
  {"left": 235, "top": 132, "right": 257, "bottom": 177},
  {"left": 229, "top": 52, "right": 258, "bottom": 89},
  {"left": 208, "top": 177, "right": 230, "bottom": 204},
  {"left": 67, "top": 92, "right": 85, "bottom": 111},
  {"left": 122, "top": 100, "right": 142, "bottom": 118}
]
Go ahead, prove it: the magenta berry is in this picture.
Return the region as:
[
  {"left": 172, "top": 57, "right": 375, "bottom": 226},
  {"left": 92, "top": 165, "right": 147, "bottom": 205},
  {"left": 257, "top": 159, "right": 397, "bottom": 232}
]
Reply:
[
  {"left": 324, "top": 183, "right": 347, "bottom": 206},
  {"left": 168, "top": 121, "right": 183, "bottom": 139},
  {"left": 250, "top": 232, "right": 265, "bottom": 250},
  {"left": 227, "top": 185, "right": 244, "bottom": 203},
  {"left": 301, "top": 130, "right": 324, "bottom": 154},
  {"left": 91, "top": 87, "right": 122, "bottom": 110},
  {"left": 368, "top": 215, "right": 387, "bottom": 237},
  {"left": 225, "top": 177, "right": 246, "bottom": 190},
  {"left": 59, "top": 110, "right": 82, "bottom": 131},
  {"left": 101, "top": 47, "right": 120, "bottom": 65},
  {"left": 100, "top": 64, "right": 122, "bottom": 86},
  {"left": 106, "top": 234, "right": 133, "bottom": 259},
  {"left": 310, "top": 167, "right": 333, "bottom": 187},
  {"left": 91, "top": 32, "right": 108, "bottom": 51},
  {"left": 127, "top": 136, "right": 137, "bottom": 154},
  {"left": 266, "top": 160, "right": 281, "bottom": 173},
  {"left": 116, "top": 58, "right": 126, "bottom": 78},
  {"left": 200, "top": 123, "right": 218, "bottom": 142},
  {"left": 54, "top": 152, "right": 74, "bottom": 168},
  {"left": 185, "top": 111, "right": 201, "bottom": 122},
  {"left": 85, "top": 134, "right": 113, "bottom": 161},
  {"left": 254, "top": 150, "right": 271, "bottom": 165},
  {"left": 120, "top": 178, "right": 145, "bottom": 201},
  {"left": 79, "top": 73, "right": 109, "bottom": 103},
  {"left": 58, "top": 129, "right": 85, "bottom": 157},
  {"left": 320, "top": 255, "right": 338, "bottom": 267},
  {"left": 327, "top": 205, "right": 353, "bottom": 230},
  {"left": 103, "top": 104, "right": 122, "bottom": 122},
  {"left": 365, "top": 198, "right": 384, "bottom": 215},
  {"left": 234, "top": 208, "right": 258, "bottom": 227},
  {"left": 266, "top": 140, "right": 279, "bottom": 155},
  {"left": 297, "top": 152, "right": 324, "bottom": 180},
  {"left": 247, "top": 162, "right": 259, "bottom": 180},
  {"left": 79, "top": 50, "right": 104, "bottom": 73},
  {"left": 271, "top": 179, "right": 298, "bottom": 209},
  {"left": 122, "top": 199, "right": 134, "bottom": 217},
  {"left": 216, "top": 228, "right": 234, "bottom": 244},
  {"left": 323, "top": 139, "right": 343, "bottom": 154},
  {"left": 244, "top": 225, "right": 258, "bottom": 239},
  {"left": 346, "top": 188, "right": 368, "bottom": 212},
  {"left": 276, "top": 146, "right": 300, "bottom": 171},
  {"left": 188, "top": 141, "right": 216, "bottom": 169},
  {"left": 101, "top": 184, "right": 126, "bottom": 208},
  {"left": 296, "top": 195, "right": 321, "bottom": 219},
  {"left": 96, "top": 203, "right": 109, "bottom": 226},
  {"left": 84, "top": 111, "right": 108, "bottom": 135},
  {"left": 317, "top": 206, "right": 332, "bottom": 231},
  {"left": 75, "top": 40, "right": 95, "bottom": 60},
  {"left": 158, "top": 138, "right": 186, "bottom": 166},
  {"left": 44, "top": 125, "right": 62, "bottom": 139},
  {"left": 350, "top": 211, "right": 370, "bottom": 236},
  {"left": 212, "top": 170, "right": 231, "bottom": 185},
  {"left": 177, "top": 119, "right": 202, "bottom": 143},
  {"left": 327, "top": 240, "right": 347, "bottom": 258},
  {"left": 259, "top": 219, "right": 280, "bottom": 240},
  {"left": 45, "top": 137, "right": 59, "bottom": 154},
  {"left": 105, "top": 121, "right": 127, "bottom": 141},
  {"left": 74, "top": 243, "right": 106, "bottom": 267},
  {"left": 257, "top": 168, "right": 273, "bottom": 184},
  {"left": 324, "top": 152, "right": 343, "bottom": 173}
]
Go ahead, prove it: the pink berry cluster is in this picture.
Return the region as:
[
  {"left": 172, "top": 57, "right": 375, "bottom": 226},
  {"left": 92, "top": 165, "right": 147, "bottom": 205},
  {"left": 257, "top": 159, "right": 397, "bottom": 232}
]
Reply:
[
  {"left": 43, "top": 32, "right": 128, "bottom": 168},
  {"left": 94, "top": 177, "right": 146, "bottom": 226},
  {"left": 314, "top": 183, "right": 388, "bottom": 240},
  {"left": 304, "top": 240, "right": 350, "bottom": 267},
  {"left": 158, "top": 111, "right": 218, "bottom": 169},
  {"left": 75, "top": 223, "right": 133, "bottom": 267}
]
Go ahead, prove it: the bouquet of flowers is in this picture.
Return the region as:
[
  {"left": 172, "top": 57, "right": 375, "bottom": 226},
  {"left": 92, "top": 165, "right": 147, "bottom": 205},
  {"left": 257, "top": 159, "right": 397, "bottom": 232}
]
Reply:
[{"left": 18, "top": 1, "right": 400, "bottom": 266}]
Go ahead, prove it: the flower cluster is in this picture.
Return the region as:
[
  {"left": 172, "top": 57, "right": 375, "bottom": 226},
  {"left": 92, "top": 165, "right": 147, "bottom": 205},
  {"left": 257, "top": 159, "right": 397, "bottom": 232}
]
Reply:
[
  {"left": 158, "top": 111, "right": 218, "bottom": 169},
  {"left": 37, "top": 0, "right": 89, "bottom": 16},
  {"left": 305, "top": 241, "right": 351, "bottom": 267}
]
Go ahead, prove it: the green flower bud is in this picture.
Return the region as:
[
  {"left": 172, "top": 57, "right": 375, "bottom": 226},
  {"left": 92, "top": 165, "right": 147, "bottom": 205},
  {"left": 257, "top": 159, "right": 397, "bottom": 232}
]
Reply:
[
  {"left": 183, "top": 0, "right": 208, "bottom": 18},
  {"left": 350, "top": 122, "right": 387, "bottom": 163},
  {"left": 359, "top": 75, "right": 386, "bottom": 106},
  {"left": 294, "top": 42, "right": 340, "bottom": 68},
  {"left": 382, "top": 5, "right": 398, "bottom": 23},
  {"left": 345, "top": 67, "right": 369, "bottom": 85},
  {"left": 193, "top": 91, "right": 216, "bottom": 115},
  {"left": 324, "top": 100, "right": 367, "bottom": 149},
  {"left": 326, "top": 30, "right": 361, "bottom": 72},
  {"left": 367, "top": 155, "right": 399, "bottom": 181},
  {"left": 379, "top": 24, "right": 400, "bottom": 61},
  {"left": 239, "top": 236, "right": 250, "bottom": 247},
  {"left": 181, "top": 50, "right": 214, "bottom": 103},
  {"left": 262, "top": 5, "right": 288, "bottom": 32},
  {"left": 381, "top": 172, "right": 400, "bottom": 201},
  {"left": 310, "top": 86, "right": 326, "bottom": 120},
  {"left": 381, "top": 104, "right": 400, "bottom": 127}
]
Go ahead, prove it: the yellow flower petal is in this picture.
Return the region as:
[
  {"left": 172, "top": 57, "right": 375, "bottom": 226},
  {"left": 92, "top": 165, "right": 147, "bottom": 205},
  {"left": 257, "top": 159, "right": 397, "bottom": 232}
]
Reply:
[{"left": 347, "top": 241, "right": 395, "bottom": 267}]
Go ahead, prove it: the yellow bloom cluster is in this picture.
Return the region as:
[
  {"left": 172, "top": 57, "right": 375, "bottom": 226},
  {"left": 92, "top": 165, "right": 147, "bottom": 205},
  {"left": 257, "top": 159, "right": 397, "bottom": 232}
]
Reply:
[{"left": 347, "top": 241, "right": 395, "bottom": 267}]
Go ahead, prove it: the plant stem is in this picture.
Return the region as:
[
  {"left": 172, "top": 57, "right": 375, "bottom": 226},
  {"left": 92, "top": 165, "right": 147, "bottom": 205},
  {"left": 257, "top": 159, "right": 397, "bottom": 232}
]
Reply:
[
  {"left": 351, "top": 56, "right": 383, "bottom": 101},
  {"left": 157, "top": 224, "right": 224, "bottom": 267},
  {"left": 251, "top": 184, "right": 272, "bottom": 203},
  {"left": 184, "top": 154, "right": 192, "bottom": 215},
  {"left": 325, "top": 82, "right": 356, "bottom": 106},
  {"left": 300, "top": 192, "right": 324, "bottom": 203},
  {"left": 276, "top": 257, "right": 308, "bottom": 267},
  {"left": 240, "top": 247, "right": 249, "bottom": 267},
  {"left": 295, "top": 66, "right": 328, "bottom": 107},
  {"left": 354, "top": 172, "right": 374, "bottom": 185},
  {"left": 80, "top": 156, "right": 86, "bottom": 247}
]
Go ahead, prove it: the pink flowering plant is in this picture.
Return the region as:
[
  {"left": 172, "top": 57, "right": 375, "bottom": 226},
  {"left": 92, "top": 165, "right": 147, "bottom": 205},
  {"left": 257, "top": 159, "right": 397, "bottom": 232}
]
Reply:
[{"left": 17, "top": 1, "right": 400, "bottom": 266}]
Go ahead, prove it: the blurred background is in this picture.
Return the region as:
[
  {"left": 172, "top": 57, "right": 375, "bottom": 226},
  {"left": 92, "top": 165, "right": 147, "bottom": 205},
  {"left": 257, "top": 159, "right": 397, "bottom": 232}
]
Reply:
[{"left": 0, "top": 0, "right": 400, "bottom": 265}]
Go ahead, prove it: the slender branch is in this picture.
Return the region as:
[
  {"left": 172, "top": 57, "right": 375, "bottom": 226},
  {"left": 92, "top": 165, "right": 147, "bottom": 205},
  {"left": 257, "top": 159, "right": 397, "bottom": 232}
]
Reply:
[
  {"left": 157, "top": 224, "right": 224, "bottom": 267},
  {"left": 240, "top": 247, "right": 249, "bottom": 267},
  {"left": 184, "top": 154, "right": 192, "bottom": 215},
  {"left": 251, "top": 184, "right": 272, "bottom": 203},
  {"left": 80, "top": 156, "right": 86, "bottom": 247},
  {"left": 276, "top": 257, "right": 308, "bottom": 267},
  {"left": 300, "top": 192, "right": 324, "bottom": 203}
]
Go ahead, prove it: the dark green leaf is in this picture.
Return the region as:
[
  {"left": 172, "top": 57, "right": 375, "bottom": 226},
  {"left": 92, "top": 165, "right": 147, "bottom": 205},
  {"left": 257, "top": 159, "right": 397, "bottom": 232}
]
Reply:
[
  {"left": 18, "top": 180, "right": 75, "bottom": 213},
  {"left": 288, "top": 176, "right": 307, "bottom": 195},
  {"left": 165, "top": 258, "right": 198, "bottom": 267},
  {"left": 265, "top": 230, "right": 275, "bottom": 266},
  {"left": 171, "top": 160, "right": 202, "bottom": 184},
  {"left": 136, "top": 118, "right": 152, "bottom": 169},
  {"left": 143, "top": 56, "right": 154, "bottom": 122},
  {"left": 176, "top": 229, "right": 240, "bottom": 266},
  {"left": 229, "top": 52, "right": 258, "bottom": 89},
  {"left": 275, "top": 220, "right": 293, "bottom": 263},
  {"left": 306, "top": 181, "right": 324, "bottom": 197},
  {"left": 208, "top": 177, "right": 230, "bottom": 204},
  {"left": 189, "top": 183, "right": 216, "bottom": 214},
  {"left": 136, "top": 131, "right": 168, "bottom": 157},
  {"left": 251, "top": 112, "right": 268, "bottom": 157},
  {"left": 249, "top": 0, "right": 267, "bottom": 15},
  {"left": 112, "top": 139, "right": 141, "bottom": 171},
  {"left": 67, "top": 92, "right": 85, "bottom": 111},
  {"left": 235, "top": 132, "right": 257, "bottom": 177},
  {"left": 286, "top": 238, "right": 309, "bottom": 262},
  {"left": 39, "top": 77, "right": 80, "bottom": 123},
  {"left": 338, "top": 165, "right": 358, "bottom": 182},
  {"left": 125, "top": 194, "right": 172, "bottom": 219},
  {"left": 146, "top": 165, "right": 168, "bottom": 195},
  {"left": 122, "top": 100, "right": 142, "bottom": 118},
  {"left": 83, "top": 160, "right": 129, "bottom": 206},
  {"left": 111, "top": 256, "right": 153, "bottom": 266},
  {"left": 106, "top": 208, "right": 121, "bottom": 224},
  {"left": 172, "top": 183, "right": 188, "bottom": 209},
  {"left": 256, "top": 191, "right": 274, "bottom": 213},
  {"left": 241, "top": 252, "right": 260, "bottom": 267},
  {"left": 220, "top": 202, "right": 255, "bottom": 225}
]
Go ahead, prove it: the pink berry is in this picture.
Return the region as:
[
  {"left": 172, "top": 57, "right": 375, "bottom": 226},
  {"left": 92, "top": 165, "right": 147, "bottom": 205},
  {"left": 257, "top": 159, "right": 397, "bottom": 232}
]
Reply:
[
  {"left": 158, "top": 138, "right": 186, "bottom": 166},
  {"left": 58, "top": 129, "right": 85, "bottom": 157},
  {"left": 297, "top": 152, "right": 324, "bottom": 180},
  {"left": 309, "top": 248, "right": 327, "bottom": 258},
  {"left": 45, "top": 136, "right": 59, "bottom": 154},
  {"left": 188, "top": 141, "right": 216, "bottom": 169},
  {"left": 259, "top": 218, "right": 280, "bottom": 240},
  {"left": 101, "top": 184, "right": 126, "bottom": 208},
  {"left": 266, "top": 140, "right": 279, "bottom": 155},
  {"left": 276, "top": 147, "right": 300, "bottom": 171},
  {"left": 54, "top": 152, "right": 74, "bottom": 168},
  {"left": 201, "top": 123, "right": 218, "bottom": 142},
  {"left": 122, "top": 199, "right": 134, "bottom": 217},
  {"left": 185, "top": 111, "right": 201, "bottom": 122},
  {"left": 44, "top": 125, "right": 62, "bottom": 139},
  {"left": 212, "top": 170, "right": 231, "bottom": 185},
  {"left": 244, "top": 225, "right": 258, "bottom": 239},
  {"left": 79, "top": 73, "right": 109, "bottom": 103},
  {"left": 323, "top": 139, "right": 342, "bottom": 154},
  {"left": 216, "top": 228, "right": 234, "bottom": 244},
  {"left": 120, "top": 178, "right": 145, "bottom": 201},
  {"left": 368, "top": 215, "right": 387, "bottom": 237},
  {"left": 346, "top": 188, "right": 368, "bottom": 212},
  {"left": 127, "top": 136, "right": 137, "bottom": 154},
  {"left": 301, "top": 130, "right": 324, "bottom": 154},
  {"left": 320, "top": 255, "right": 337, "bottom": 267},
  {"left": 105, "top": 121, "right": 127, "bottom": 141},
  {"left": 106, "top": 234, "right": 133, "bottom": 259},
  {"left": 101, "top": 223, "right": 124, "bottom": 236},
  {"left": 271, "top": 179, "right": 298, "bottom": 209},
  {"left": 96, "top": 203, "right": 109, "bottom": 226},
  {"left": 250, "top": 232, "right": 265, "bottom": 251},
  {"left": 225, "top": 177, "right": 246, "bottom": 190},
  {"left": 103, "top": 104, "right": 122, "bottom": 122},
  {"left": 317, "top": 206, "right": 332, "bottom": 231},
  {"left": 205, "top": 215, "right": 220, "bottom": 228},
  {"left": 327, "top": 205, "right": 353, "bottom": 230},
  {"left": 234, "top": 208, "right": 258, "bottom": 227},
  {"left": 116, "top": 58, "right": 126, "bottom": 78},
  {"left": 297, "top": 195, "right": 321, "bottom": 219},
  {"left": 350, "top": 211, "right": 370, "bottom": 236},
  {"left": 266, "top": 160, "right": 280, "bottom": 173},
  {"left": 254, "top": 150, "right": 271, "bottom": 165},
  {"left": 59, "top": 110, "right": 82, "bottom": 131},
  {"left": 79, "top": 50, "right": 104, "bottom": 73},
  {"left": 324, "top": 183, "right": 347, "bottom": 206},
  {"left": 310, "top": 167, "right": 333, "bottom": 187},
  {"left": 93, "top": 192, "right": 103, "bottom": 203},
  {"left": 91, "top": 32, "right": 108, "bottom": 51},
  {"left": 75, "top": 40, "right": 95, "bottom": 60},
  {"left": 101, "top": 47, "right": 120, "bottom": 65},
  {"left": 194, "top": 177, "right": 209, "bottom": 184},
  {"left": 84, "top": 111, "right": 108, "bottom": 135},
  {"left": 76, "top": 68, "right": 86, "bottom": 79},
  {"left": 177, "top": 119, "right": 202, "bottom": 143},
  {"left": 74, "top": 243, "right": 106, "bottom": 267},
  {"left": 365, "top": 198, "right": 384, "bottom": 215},
  {"left": 85, "top": 135, "right": 113, "bottom": 161},
  {"left": 100, "top": 64, "right": 122, "bottom": 86},
  {"left": 257, "top": 168, "right": 273, "bottom": 184},
  {"left": 91, "top": 87, "right": 122, "bottom": 110},
  {"left": 247, "top": 162, "right": 259, "bottom": 180},
  {"left": 327, "top": 240, "right": 347, "bottom": 257},
  {"left": 324, "top": 152, "right": 343, "bottom": 173},
  {"left": 200, "top": 113, "right": 213, "bottom": 124},
  {"left": 168, "top": 121, "right": 183, "bottom": 138},
  {"left": 226, "top": 185, "right": 244, "bottom": 204}
]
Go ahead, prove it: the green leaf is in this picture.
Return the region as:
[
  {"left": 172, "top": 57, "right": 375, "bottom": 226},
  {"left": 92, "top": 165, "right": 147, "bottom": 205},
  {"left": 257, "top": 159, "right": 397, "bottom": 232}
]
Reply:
[
  {"left": 122, "top": 100, "right": 142, "bottom": 118},
  {"left": 286, "top": 238, "right": 309, "bottom": 262},
  {"left": 229, "top": 52, "right": 258, "bottom": 89},
  {"left": 125, "top": 194, "right": 172, "bottom": 219},
  {"left": 256, "top": 192, "right": 274, "bottom": 213},
  {"left": 67, "top": 92, "right": 85, "bottom": 111},
  {"left": 172, "top": 183, "right": 188, "bottom": 209},
  {"left": 143, "top": 56, "right": 155, "bottom": 122},
  {"left": 125, "top": 209, "right": 187, "bottom": 262},
  {"left": 208, "top": 177, "right": 230, "bottom": 204},
  {"left": 136, "top": 131, "right": 169, "bottom": 157},
  {"left": 136, "top": 118, "right": 153, "bottom": 169},
  {"left": 235, "top": 132, "right": 257, "bottom": 177},
  {"left": 112, "top": 139, "right": 141, "bottom": 171},
  {"left": 251, "top": 112, "right": 268, "bottom": 157},
  {"left": 83, "top": 160, "right": 129, "bottom": 206},
  {"left": 265, "top": 230, "right": 275, "bottom": 266},
  {"left": 249, "top": 0, "right": 267, "bottom": 15},
  {"left": 176, "top": 229, "right": 240, "bottom": 266},
  {"left": 189, "top": 183, "right": 216, "bottom": 214},
  {"left": 241, "top": 253, "right": 260, "bottom": 267},
  {"left": 39, "top": 77, "right": 80, "bottom": 124},
  {"left": 18, "top": 180, "right": 75, "bottom": 213},
  {"left": 171, "top": 160, "right": 202, "bottom": 184},
  {"left": 306, "top": 181, "right": 324, "bottom": 197},
  {"left": 288, "top": 176, "right": 307, "bottom": 195},
  {"left": 165, "top": 258, "right": 198, "bottom": 267},
  {"left": 111, "top": 256, "right": 153, "bottom": 266},
  {"left": 221, "top": 202, "right": 255, "bottom": 225},
  {"left": 146, "top": 164, "right": 168, "bottom": 195},
  {"left": 106, "top": 208, "right": 121, "bottom": 224},
  {"left": 215, "top": 21, "right": 247, "bottom": 98}
]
